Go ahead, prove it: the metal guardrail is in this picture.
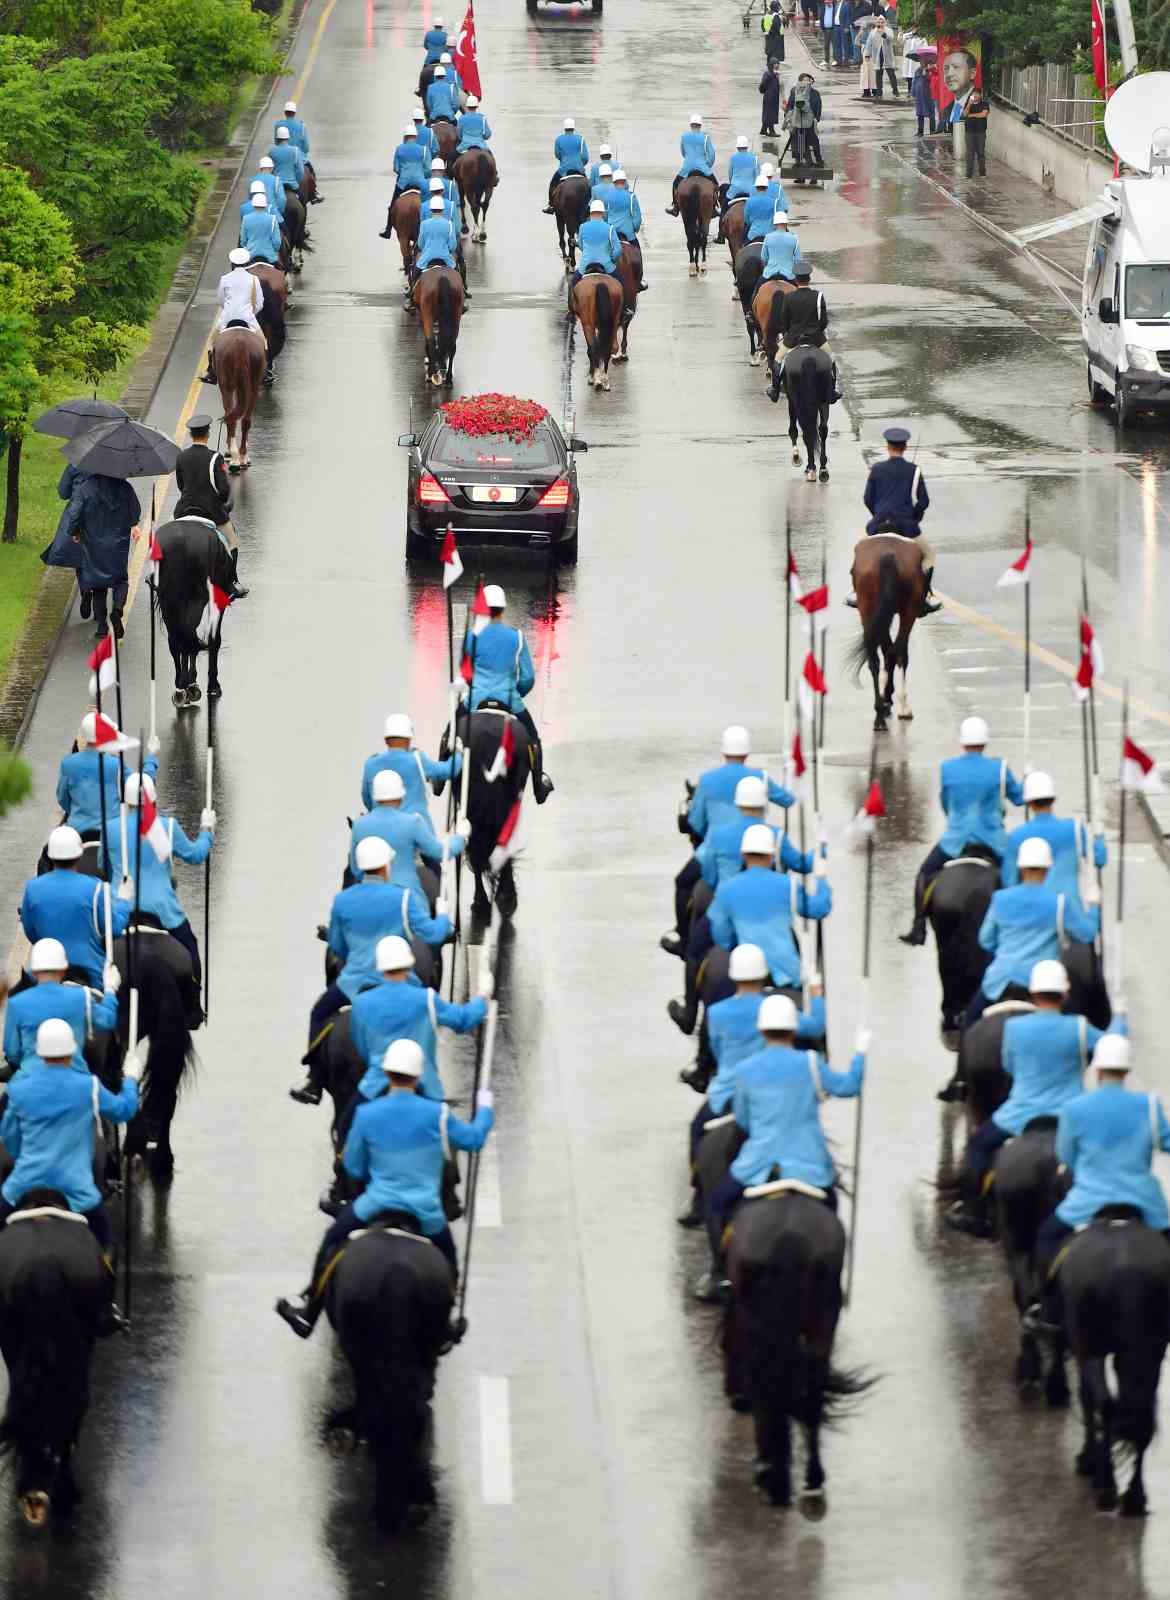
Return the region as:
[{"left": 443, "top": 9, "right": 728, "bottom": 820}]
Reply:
[{"left": 993, "top": 61, "right": 1106, "bottom": 153}]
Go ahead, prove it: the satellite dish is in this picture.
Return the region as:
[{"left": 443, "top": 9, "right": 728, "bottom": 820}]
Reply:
[{"left": 1104, "top": 73, "right": 1170, "bottom": 173}]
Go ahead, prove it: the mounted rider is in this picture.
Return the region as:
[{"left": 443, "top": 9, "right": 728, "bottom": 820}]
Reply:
[
  {"left": 568, "top": 199, "right": 624, "bottom": 311},
  {"left": 1001, "top": 770, "right": 1107, "bottom": 912},
  {"left": 744, "top": 173, "right": 779, "bottom": 243},
  {"left": 55, "top": 713, "right": 158, "bottom": 844},
  {"left": 173, "top": 413, "right": 249, "bottom": 598},
  {"left": 276, "top": 1038, "right": 494, "bottom": 1340},
  {"left": 422, "top": 15, "right": 448, "bottom": 62},
  {"left": 279, "top": 99, "right": 320, "bottom": 200},
  {"left": 456, "top": 96, "right": 493, "bottom": 152},
  {"left": 347, "top": 767, "right": 467, "bottom": 895},
  {"left": 708, "top": 824, "right": 832, "bottom": 990},
  {"left": 111, "top": 772, "right": 215, "bottom": 986},
  {"left": 543, "top": 117, "right": 590, "bottom": 213},
  {"left": 437, "top": 50, "right": 462, "bottom": 96},
  {"left": 723, "top": 135, "right": 760, "bottom": 210},
  {"left": 360, "top": 711, "right": 462, "bottom": 815},
  {"left": 947, "top": 959, "right": 1128, "bottom": 1236},
  {"left": 901, "top": 715, "right": 1025, "bottom": 947},
  {"left": 430, "top": 155, "right": 460, "bottom": 207},
  {"left": 849, "top": 426, "right": 939, "bottom": 614},
  {"left": 695, "top": 774, "right": 812, "bottom": 888},
  {"left": 425, "top": 65, "right": 460, "bottom": 125},
  {"left": 240, "top": 192, "right": 283, "bottom": 266},
  {"left": 268, "top": 125, "right": 306, "bottom": 196},
  {"left": 698, "top": 995, "right": 868, "bottom": 1300},
  {"left": 607, "top": 170, "right": 648, "bottom": 291},
  {"left": 461, "top": 583, "right": 554, "bottom": 802},
  {"left": 202, "top": 245, "right": 265, "bottom": 386},
  {"left": 407, "top": 195, "right": 462, "bottom": 301},
  {"left": 249, "top": 157, "right": 285, "bottom": 220},
  {"left": 666, "top": 113, "right": 717, "bottom": 215},
  {"left": 761, "top": 210, "right": 800, "bottom": 281},
  {"left": 1028, "top": 1034, "right": 1170, "bottom": 1333},
  {"left": 20, "top": 827, "right": 131, "bottom": 989},
  {"left": 3, "top": 939, "right": 119, "bottom": 1075},
  {"left": 425, "top": 178, "right": 472, "bottom": 292},
  {"left": 412, "top": 106, "right": 438, "bottom": 165},
  {"left": 766, "top": 262, "right": 843, "bottom": 404},
  {"left": 588, "top": 143, "right": 618, "bottom": 187},
  {"left": 662, "top": 724, "right": 796, "bottom": 958},
  {"left": 967, "top": 835, "right": 1101, "bottom": 1026},
  {"left": 387, "top": 121, "right": 428, "bottom": 215},
  {"left": 590, "top": 162, "right": 616, "bottom": 205}
]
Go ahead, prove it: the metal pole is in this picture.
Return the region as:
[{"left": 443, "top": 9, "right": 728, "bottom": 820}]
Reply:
[
  {"left": 844, "top": 738, "right": 876, "bottom": 1306},
  {"left": 112, "top": 628, "right": 130, "bottom": 893},
  {"left": 456, "top": 994, "right": 498, "bottom": 1327},
  {"left": 783, "top": 514, "right": 793, "bottom": 761},
  {"left": 203, "top": 723, "right": 213, "bottom": 1023},
  {"left": 125, "top": 737, "right": 145, "bottom": 1324},
  {"left": 1023, "top": 493, "right": 1031, "bottom": 769},
  {"left": 1116, "top": 682, "right": 1128, "bottom": 995},
  {"left": 96, "top": 676, "right": 110, "bottom": 885}
]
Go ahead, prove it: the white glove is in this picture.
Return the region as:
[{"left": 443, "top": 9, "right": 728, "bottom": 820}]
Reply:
[
  {"left": 476, "top": 1088, "right": 494, "bottom": 1112},
  {"left": 813, "top": 854, "right": 829, "bottom": 879},
  {"left": 808, "top": 971, "right": 823, "bottom": 995},
  {"left": 435, "top": 897, "right": 450, "bottom": 919},
  {"left": 147, "top": 734, "right": 161, "bottom": 757},
  {"left": 122, "top": 1057, "right": 142, "bottom": 1084},
  {"left": 1113, "top": 993, "right": 1127, "bottom": 1017},
  {"left": 477, "top": 970, "right": 494, "bottom": 1000},
  {"left": 1083, "top": 881, "right": 1102, "bottom": 907},
  {"left": 854, "top": 1026, "right": 873, "bottom": 1055},
  {"left": 818, "top": 826, "right": 829, "bottom": 854},
  {"left": 455, "top": 818, "right": 472, "bottom": 842},
  {"left": 117, "top": 875, "right": 135, "bottom": 902},
  {"left": 451, "top": 679, "right": 468, "bottom": 701},
  {"left": 103, "top": 963, "right": 122, "bottom": 995},
  {"left": 200, "top": 807, "right": 217, "bottom": 832}
]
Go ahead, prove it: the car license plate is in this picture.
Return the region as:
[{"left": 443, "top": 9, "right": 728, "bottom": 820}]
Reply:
[{"left": 468, "top": 484, "right": 519, "bottom": 504}]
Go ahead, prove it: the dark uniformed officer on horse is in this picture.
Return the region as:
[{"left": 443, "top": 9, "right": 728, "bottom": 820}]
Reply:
[
  {"left": 847, "top": 425, "right": 939, "bottom": 615},
  {"left": 172, "top": 414, "right": 249, "bottom": 599}
]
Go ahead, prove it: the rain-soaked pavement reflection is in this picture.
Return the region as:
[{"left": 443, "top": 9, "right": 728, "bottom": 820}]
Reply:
[{"left": 3, "top": 0, "right": 1170, "bottom": 1592}]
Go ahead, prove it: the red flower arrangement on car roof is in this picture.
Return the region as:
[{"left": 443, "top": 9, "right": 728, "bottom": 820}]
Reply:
[{"left": 440, "top": 393, "right": 548, "bottom": 442}]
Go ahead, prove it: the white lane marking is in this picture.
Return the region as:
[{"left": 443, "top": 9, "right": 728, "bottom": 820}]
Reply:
[
  {"left": 479, "top": 1377, "right": 513, "bottom": 1505},
  {"left": 466, "top": 947, "right": 501, "bottom": 1227}
]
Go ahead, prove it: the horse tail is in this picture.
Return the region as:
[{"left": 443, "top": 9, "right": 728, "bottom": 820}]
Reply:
[
  {"left": 257, "top": 275, "right": 285, "bottom": 359},
  {"left": 681, "top": 181, "right": 701, "bottom": 246},
  {"left": 846, "top": 551, "right": 900, "bottom": 682},
  {"left": 765, "top": 287, "right": 786, "bottom": 354},
  {"left": 0, "top": 1250, "right": 90, "bottom": 1472},
  {"left": 798, "top": 344, "right": 821, "bottom": 420},
  {"left": 137, "top": 952, "right": 197, "bottom": 1165},
  {"left": 591, "top": 280, "right": 616, "bottom": 367},
  {"left": 433, "top": 272, "right": 457, "bottom": 372},
  {"left": 744, "top": 1240, "right": 806, "bottom": 1472}
]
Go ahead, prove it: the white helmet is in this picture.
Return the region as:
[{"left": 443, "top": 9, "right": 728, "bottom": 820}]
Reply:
[
  {"left": 773, "top": 209, "right": 788, "bottom": 225},
  {"left": 736, "top": 134, "right": 749, "bottom": 149},
  {"left": 383, "top": 1038, "right": 425, "bottom": 1077},
  {"left": 376, "top": 934, "right": 416, "bottom": 972},
  {"left": 753, "top": 174, "right": 768, "bottom": 188},
  {"left": 123, "top": 772, "right": 157, "bottom": 807},
  {"left": 249, "top": 179, "right": 267, "bottom": 193},
  {"left": 285, "top": 100, "right": 297, "bottom": 113},
  {"left": 47, "top": 825, "right": 83, "bottom": 862},
  {"left": 599, "top": 163, "right": 612, "bottom": 177},
  {"left": 588, "top": 198, "right": 605, "bottom": 213},
  {"left": 1092, "top": 1034, "right": 1131, "bottom": 1071},
  {"left": 484, "top": 583, "right": 506, "bottom": 608},
  {"left": 355, "top": 836, "right": 394, "bottom": 872},
  {"left": 1029, "top": 959, "right": 1069, "bottom": 994},
  {"left": 404, "top": 122, "right": 419, "bottom": 138},
  {"left": 1023, "top": 771, "right": 1056, "bottom": 803},
  {"left": 29, "top": 938, "right": 68, "bottom": 973},
  {"left": 414, "top": 106, "right": 427, "bottom": 122},
  {"left": 229, "top": 246, "right": 251, "bottom": 266},
  {"left": 79, "top": 711, "right": 104, "bottom": 744},
  {"left": 960, "top": 716, "right": 989, "bottom": 747},
  {"left": 431, "top": 156, "right": 446, "bottom": 170},
  {"left": 259, "top": 155, "right": 275, "bottom": 169},
  {"left": 384, "top": 712, "right": 413, "bottom": 739},
  {"left": 434, "top": 65, "right": 447, "bottom": 76},
  {"left": 439, "top": 50, "right": 452, "bottom": 62},
  {"left": 734, "top": 775, "right": 768, "bottom": 809},
  {"left": 721, "top": 724, "right": 751, "bottom": 756},
  {"left": 428, "top": 177, "right": 445, "bottom": 192},
  {"left": 729, "top": 943, "right": 769, "bottom": 982},
  {"left": 429, "top": 196, "right": 446, "bottom": 210},
  {"left": 690, "top": 113, "right": 703, "bottom": 126},
  {"left": 467, "top": 95, "right": 479, "bottom": 107},
  {"left": 434, "top": 14, "right": 444, "bottom": 23},
  {"left": 741, "top": 823, "right": 775, "bottom": 857},
  {"left": 275, "top": 125, "right": 290, "bottom": 139},
  {"left": 36, "top": 1019, "right": 76, "bottom": 1059},
  {"left": 251, "top": 192, "right": 268, "bottom": 207},
  {"left": 612, "top": 168, "right": 627, "bottom": 181},
  {"left": 563, "top": 117, "right": 576, "bottom": 130},
  {"left": 599, "top": 142, "right": 612, "bottom": 155},
  {"left": 372, "top": 769, "right": 407, "bottom": 801},
  {"left": 761, "top": 162, "right": 775, "bottom": 177},
  {"left": 758, "top": 994, "right": 799, "bottom": 1033},
  {"left": 1016, "top": 836, "right": 1053, "bottom": 871}
]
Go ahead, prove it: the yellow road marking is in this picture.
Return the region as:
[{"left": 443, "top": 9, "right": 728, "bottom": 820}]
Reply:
[{"left": 936, "top": 590, "right": 1170, "bottom": 732}]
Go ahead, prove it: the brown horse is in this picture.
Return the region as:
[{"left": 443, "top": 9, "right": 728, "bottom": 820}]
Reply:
[
  {"left": 846, "top": 533, "right": 926, "bottom": 731},
  {"left": 281, "top": 187, "right": 308, "bottom": 272},
  {"left": 752, "top": 276, "right": 796, "bottom": 371},
  {"left": 413, "top": 266, "right": 464, "bottom": 387},
  {"left": 299, "top": 166, "right": 317, "bottom": 206},
  {"left": 553, "top": 174, "right": 590, "bottom": 268},
  {"left": 214, "top": 326, "right": 266, "bottom": 471},
  {"left": 431, "top": 118, "right": 458, "bottom": 166},
  {"left": 247, "top": 262, "right": 288, "bottom": 380},
  {"left": 613, "top": 241, "right": 641, "bottom": 363},
  {"left": 720, "top": 197, "right": 747, "bottom": 274},
  {"left": 571, "top": 273, "right": 621, "bottom": 391},
  {"left": 389, "top": 190, "right": 421, "bottom": 277},
  {"left": 677, "top": 173, "right": 717, "bottom": 277},
  {"left": 452, "top": 148, "right": 497, "bottom": 242}
]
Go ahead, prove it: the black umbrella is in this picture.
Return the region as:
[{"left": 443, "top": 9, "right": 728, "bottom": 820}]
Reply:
[
  {"left": 62, "top": 417, "right": 179, "bottom": 479},
  {"left": 33, "top": 397, "right": 129, "bottom": 440}
]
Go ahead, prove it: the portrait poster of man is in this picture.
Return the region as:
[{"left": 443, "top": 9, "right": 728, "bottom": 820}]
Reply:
[{"left": 936, "top": 36, "right": 982, "bottom": 118}]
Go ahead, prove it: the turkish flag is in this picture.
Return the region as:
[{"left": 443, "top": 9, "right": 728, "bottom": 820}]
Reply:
[
  {"left": 1090, "top": 0, "right": 1107, "bottom": 93},
  {"left": 453, "top": 1, "right": 481, "bottom": 98}
]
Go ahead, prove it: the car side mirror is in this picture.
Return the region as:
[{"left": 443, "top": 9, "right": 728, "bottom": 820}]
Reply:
[
  {"left": 1098, "top": 297, "right": 1118, "bottom": 324},
  {"left": 397, "top": 433, "right": 416, "bottom": 447},
  {"left": 568, "top": 436, "right": 589, "bottom": 452}
]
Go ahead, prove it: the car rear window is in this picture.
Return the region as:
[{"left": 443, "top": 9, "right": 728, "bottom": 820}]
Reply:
[{"left": 431, "top": 425, "right": 559, "bottom": 468}]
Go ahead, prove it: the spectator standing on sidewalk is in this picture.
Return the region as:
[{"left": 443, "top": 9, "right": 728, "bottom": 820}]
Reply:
[
  {"left": 959, "top": 78, "right": 990, "bottom": 175},
  {"left": 866, "top": 14, "right": 900, "bottom": 96},
  {"left": 762, "top": 1, "right": 786, "bottom": 63},
  {"left": 911, "top": 58, "right": 936, "bottom": 133},
  {"left": 759, "top": 57, "right": 783, "bottom": 135}
]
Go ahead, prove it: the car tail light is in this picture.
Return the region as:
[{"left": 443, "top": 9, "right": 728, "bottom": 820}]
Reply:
[
  {"left": 418, "top": 471, "right": 450, "bottom": 506},
  {"left": 537, "top": 478, "right": 570, "bottom": 509}
]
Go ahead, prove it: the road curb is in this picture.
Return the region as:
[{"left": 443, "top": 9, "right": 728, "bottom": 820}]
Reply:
[{"left": 0, "top": 0, "right": 309, "bottom": 755}]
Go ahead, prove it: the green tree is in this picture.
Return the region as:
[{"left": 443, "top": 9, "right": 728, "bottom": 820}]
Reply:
[
  {"left": 98, "top": 0, "right": 284, "bottom": 147},
  {"left": 0, "top": 748, "right": 32, "bottom": 816}
]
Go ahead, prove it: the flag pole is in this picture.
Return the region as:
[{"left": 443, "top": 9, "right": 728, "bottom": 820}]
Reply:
[
  {"left": 845, "top": 736, "right": 876, "bottom": 1307},
  {"left": 1116, "top": 682, "right": 1128, "bottom": 999},
  {"left": 455, "top": 992, "right": 497, "bottom": 1337},
  {"left": 1023, "top": 494, "right": 1031, "bottom": 771},
  {"left": 111, "top": 628, "right": 131, "bottom": 896},
  {"left": 815, "top": 543, "right": 827, "bottom": 1010},
  {"left": 95, "top": 673, "right": 111, "bottom": 886},
  {"left": 125, "top": 736, "right": 145, "bottom": 1325},
  {"left": 203, "top": 708, "right": 213, "bottom": 1024},
  {"left": 783, "top": 513, "right": 793, "bottom": 766}
]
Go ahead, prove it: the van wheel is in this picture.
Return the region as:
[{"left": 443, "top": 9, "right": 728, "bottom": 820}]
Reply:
[
  {"left": 1086, "top": 362, "right": 1109, "bottom": 406},
  {"left": 1115, "top": 386, "right": 1132, "bottom": 428}
]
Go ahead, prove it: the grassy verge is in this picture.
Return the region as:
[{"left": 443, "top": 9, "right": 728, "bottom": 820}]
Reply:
[{"left": 0, "top": 226, "right": 197, "bottom": 687}]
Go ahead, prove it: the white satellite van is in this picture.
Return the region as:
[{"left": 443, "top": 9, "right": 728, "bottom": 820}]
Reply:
[
  {"left": 1012, "top": 73, "right": 1170, "bottom": 427},
  {"left": 1082, "top": 177, "right": 1170, "bottom": 425}
]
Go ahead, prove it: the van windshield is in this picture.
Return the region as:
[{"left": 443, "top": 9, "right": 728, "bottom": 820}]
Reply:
[{"left": 1126, "top": 265, "right": 1170, "bottom": 319}]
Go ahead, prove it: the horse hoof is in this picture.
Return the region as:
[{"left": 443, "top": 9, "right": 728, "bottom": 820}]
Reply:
[
  {"left": 496, "top": 889, "right": 518, "bottom": 917},
  {"left": 819, "top": 468, "right": 830, "bottom": 482},
  {"left": 874, "top": 719, "right": 888, "bottom": 734},
  {"left": 20, "top": 1491, "right": 50, "bottom": 1528},
  {"left": 207, "top": 684, "right": 223, "bottom": 700},
  {"left": 602, "top": 376, "right": 611, "bottom": 392},
  {"left": 1075, "top": 1450, "right": 1095, "bottom": 1477},
  {"left": 187, "top": 685, "right": 203, "bottom": 704},
  {"left": 171, "top": 689, "right": 187, "bottom": 708},
  {"left": 749, "top": 352, "right": 761, "bottom": 367},
  {"left": 1121, "top": 1491, "right": 1148, "bottom": 1519},
  {"left": 798, "top": 1488, "right": 828, "bottom": 1523},
  {"left": 897, "top": 709, "right": 914, "bottom": 721},
  {"left": 1097, "top": 1487, "right": 1119, "bottom": 1513},
  {"left": 228, "top": 462, "right": 241, "bottom": 474},
  {"left": 805, "top": 470, "right": 816, "bottom": 482},
  {"left": 688, "top": 264, "right": 698, "bottom": 278},
  {"left": 792, "top": 450, "right": 801, "bottom": 464}
]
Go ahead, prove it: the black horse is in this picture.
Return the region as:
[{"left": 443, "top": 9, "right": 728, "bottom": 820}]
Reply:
[
  {"left": 113, "top": 929, "right": 199, "bottom": 1181},
  {"left": 776, "top": 341, "right": 833, "bottom": 483},
  {"left": 925, "top": 848, "right": 998, "bottom": 1041},
  {"left": 993, "top": 1122, "right": 1070, "bottom": 1405},
  {"left": 154, "top": 516, "right": 235, "bottom": 708},
  {"left": 461, "top": 706, "right": 531, "bottom": 917},
  {"left": 723, "top": 1191, "right": 871, "bottom": 1506},
  {"left": 941, "top": 1000, "right": 1025, "bottom": 1113},
  {"left": 1061, "top": 1216, "right": 1170, "bottom": 1514},
  {"left": 0, "top": 1202, "right": 108, "bottom": 1524},
  {"left": 325, "top": 1222, "right": 455, "bottom": 1529},
  {"left": 733, "top": 243, "right": 765, "bottom": 361}
]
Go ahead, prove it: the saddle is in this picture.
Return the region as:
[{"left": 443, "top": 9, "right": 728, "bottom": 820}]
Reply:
[
  {"left": 1087, "top": 1204, "right": 1144, "bottom": 1227},
  {"left": 225, "top": 318, "right": 252, "bottom": 330}
]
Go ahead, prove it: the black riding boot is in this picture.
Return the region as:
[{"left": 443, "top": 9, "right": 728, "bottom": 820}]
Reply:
[
  {"left": 200, "top": 348, "right": 217, "bottom": 385},
  {"left": 899, "top": 863, "right": 929, "bottom": 946},
  {"left": 830, "top": 361, "right": 842, "bottom": 403},
  {"left": 665, "top": 177, "right": 681, "bottom": 215},
  {"left": 275, "top": 1285, "right": 324, "bottom": 1338},
  {"left": 110, "top": 607, "right": 125, "bottom": 642},
  {"left": 530, "top": 737, "right": 554, "bottom": 802},
  {"left": 228, "top": 548, "right": 249, "bottom": 601},
  {"left": 918, "top": 566, "right": 942, "bottom": 617}
]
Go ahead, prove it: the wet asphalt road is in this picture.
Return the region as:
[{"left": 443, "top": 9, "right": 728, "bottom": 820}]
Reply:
[{"left": 5, "top": 0, "right": 1170, "bottom": 1593}]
